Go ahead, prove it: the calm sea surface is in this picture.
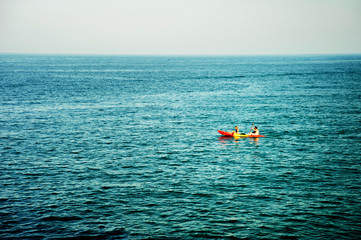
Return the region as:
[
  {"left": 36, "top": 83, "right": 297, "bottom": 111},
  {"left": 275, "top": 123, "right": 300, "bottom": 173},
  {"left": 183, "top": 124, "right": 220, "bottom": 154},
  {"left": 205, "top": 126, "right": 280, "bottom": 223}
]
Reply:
[{"left": 1, "top": 54, "right": 360, "bottom": 239}]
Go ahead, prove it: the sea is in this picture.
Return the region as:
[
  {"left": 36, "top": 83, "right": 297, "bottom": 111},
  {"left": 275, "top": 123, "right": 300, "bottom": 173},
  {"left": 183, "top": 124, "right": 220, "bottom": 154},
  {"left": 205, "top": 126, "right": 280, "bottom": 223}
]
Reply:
[{"left": 0, "top": 54, "right": 360, "bottom": 240}]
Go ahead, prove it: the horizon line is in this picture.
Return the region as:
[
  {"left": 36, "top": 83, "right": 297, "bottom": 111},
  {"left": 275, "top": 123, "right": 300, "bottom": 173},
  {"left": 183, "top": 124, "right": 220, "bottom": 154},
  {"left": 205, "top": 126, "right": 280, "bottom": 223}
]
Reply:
[{"left": 1, "top": 52, "right": 361, "bottom": 57}]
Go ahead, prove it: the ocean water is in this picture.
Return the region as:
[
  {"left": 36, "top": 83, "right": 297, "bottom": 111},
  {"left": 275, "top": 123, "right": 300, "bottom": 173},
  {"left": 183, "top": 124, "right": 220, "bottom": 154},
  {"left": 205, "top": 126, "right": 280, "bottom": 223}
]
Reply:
[{"left": 0, "top": 54, "right": 360, "bottom": 239}]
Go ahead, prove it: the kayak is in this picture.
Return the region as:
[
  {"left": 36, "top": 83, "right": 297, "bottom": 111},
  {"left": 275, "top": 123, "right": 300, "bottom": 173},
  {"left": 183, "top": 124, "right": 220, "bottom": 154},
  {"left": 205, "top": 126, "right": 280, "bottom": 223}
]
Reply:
[{"left": 218, "top": 130, "right": 265, "bottom": 138}]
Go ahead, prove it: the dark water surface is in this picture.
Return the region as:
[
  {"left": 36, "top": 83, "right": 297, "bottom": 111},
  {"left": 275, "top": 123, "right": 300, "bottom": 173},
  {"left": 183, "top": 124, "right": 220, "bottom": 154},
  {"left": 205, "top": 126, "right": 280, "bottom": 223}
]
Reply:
[{"left": 1, "top": 54, "right": 361, "bottom": 239}]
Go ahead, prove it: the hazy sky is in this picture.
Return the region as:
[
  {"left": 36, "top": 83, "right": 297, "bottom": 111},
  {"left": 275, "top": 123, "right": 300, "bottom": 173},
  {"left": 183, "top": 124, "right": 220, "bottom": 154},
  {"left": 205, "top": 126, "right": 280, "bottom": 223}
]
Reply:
[{"left": 1, "top": 0, "right": 361, "bottom": 55}]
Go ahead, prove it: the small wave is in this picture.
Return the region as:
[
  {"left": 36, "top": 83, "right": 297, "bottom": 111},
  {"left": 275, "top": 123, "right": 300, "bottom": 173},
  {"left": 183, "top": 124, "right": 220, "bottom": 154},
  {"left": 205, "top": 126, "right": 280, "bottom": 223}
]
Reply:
[
  {"left": 218, "top": 75, "right": 245, "bottom": 79},
  {"left": 23, "top": 172, "right": 41, "bottom": 176},
  {"left": 190, "top": 232, "right": 237, "bottom": 240},
  {"left": 286, "top": 218, "right": 308, "bottom": 223},
  {"left": 262, "top": 71, "right": 350, "bottom": 77},
  {"left": 61, "top": 228, "right": 128, "bottom": 240},
  {"left": 211, "top": 218, "right": 239, "bottom": 224},
  {"left": 42, "top": 216, "right": 82, "bottom": 222},
  {"left": 192, "top": 192, "right": 213, "bottom": 198},
  {"left": 190, "top": 75, "right": 245, "bottom": 80}
]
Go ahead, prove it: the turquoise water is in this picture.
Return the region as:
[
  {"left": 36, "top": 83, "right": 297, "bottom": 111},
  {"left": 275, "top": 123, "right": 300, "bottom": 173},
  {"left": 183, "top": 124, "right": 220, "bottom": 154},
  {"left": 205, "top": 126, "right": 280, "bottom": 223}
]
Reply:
[{"left": 1, "top": 54, "right": 360, "bottom": 239}]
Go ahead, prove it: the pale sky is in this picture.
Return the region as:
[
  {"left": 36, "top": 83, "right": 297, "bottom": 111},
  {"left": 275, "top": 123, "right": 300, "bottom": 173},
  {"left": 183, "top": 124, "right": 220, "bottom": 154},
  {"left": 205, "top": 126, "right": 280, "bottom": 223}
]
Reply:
[{"left": 1, "top": 0, "right": 361, "bottom": 55}]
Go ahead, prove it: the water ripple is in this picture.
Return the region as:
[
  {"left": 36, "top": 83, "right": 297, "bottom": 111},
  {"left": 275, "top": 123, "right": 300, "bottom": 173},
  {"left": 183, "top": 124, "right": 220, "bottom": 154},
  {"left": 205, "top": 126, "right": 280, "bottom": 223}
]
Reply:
[{"left": 1, "top": 54, "right": 361, "bottom": 239}]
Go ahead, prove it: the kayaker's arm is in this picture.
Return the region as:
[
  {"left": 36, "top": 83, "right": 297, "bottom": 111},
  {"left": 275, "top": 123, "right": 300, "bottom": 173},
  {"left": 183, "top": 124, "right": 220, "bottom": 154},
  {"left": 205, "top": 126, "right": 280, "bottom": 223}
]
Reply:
[{"left": 248, "top": 123, "right": 254, "bottom": 135}]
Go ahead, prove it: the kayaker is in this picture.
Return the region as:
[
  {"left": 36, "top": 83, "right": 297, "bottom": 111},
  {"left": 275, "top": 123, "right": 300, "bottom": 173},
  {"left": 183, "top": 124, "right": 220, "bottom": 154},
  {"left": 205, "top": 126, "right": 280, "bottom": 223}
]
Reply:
[
  {"left": 234, "top": 126, "right": 239, "bottom": 134},
  {"left": 248, "top": 126, "right": 259, "bottom": 136}
]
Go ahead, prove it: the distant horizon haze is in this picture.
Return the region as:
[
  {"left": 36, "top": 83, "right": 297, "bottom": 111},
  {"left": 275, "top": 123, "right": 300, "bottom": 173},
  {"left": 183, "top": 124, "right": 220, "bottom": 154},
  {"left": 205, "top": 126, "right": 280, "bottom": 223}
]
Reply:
[{"left": 1, "top": 0, "right": 361, "bottom": 55}]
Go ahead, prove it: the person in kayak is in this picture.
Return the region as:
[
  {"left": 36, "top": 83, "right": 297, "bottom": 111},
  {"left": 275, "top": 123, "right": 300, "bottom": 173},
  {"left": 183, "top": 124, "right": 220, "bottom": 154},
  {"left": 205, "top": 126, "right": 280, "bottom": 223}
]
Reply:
[
  {"left": 248, "top": 126, "right": 259, "bottom": 136},
  {"left": 234, "top": 126, "right": 239, "bottom": 134}
]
